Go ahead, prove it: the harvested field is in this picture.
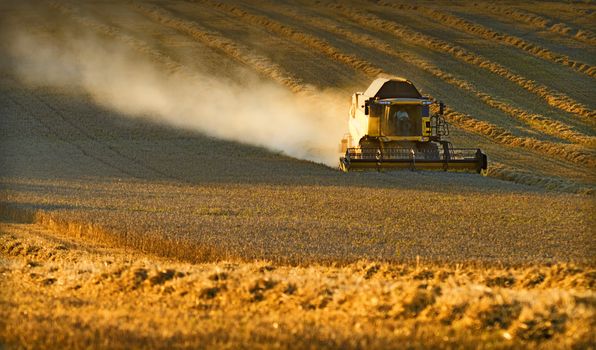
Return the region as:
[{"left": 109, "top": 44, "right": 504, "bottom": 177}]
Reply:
[
  {"left": 0, "top": 0, "right": 595, "bottom": 349},
  {"left": 1, "top": 222, "right": 594, "bottom": 349}
]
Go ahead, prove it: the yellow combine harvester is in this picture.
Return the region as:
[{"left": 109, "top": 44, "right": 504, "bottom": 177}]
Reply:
[{"left": 339, "top": 78, "right": 487, "bottom": 173}]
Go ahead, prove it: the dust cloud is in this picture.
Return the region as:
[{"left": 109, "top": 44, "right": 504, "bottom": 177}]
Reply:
[{"left": 6, "top": 19, "right": 347, "bottom": 166}]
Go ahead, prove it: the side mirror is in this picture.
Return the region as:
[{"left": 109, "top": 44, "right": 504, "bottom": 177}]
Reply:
[
  {"left": 364, "top": 100, "right": 370, "bottom": 115},
  {"left": 439, "top": 101, "right": 445, "bottom": 115}
]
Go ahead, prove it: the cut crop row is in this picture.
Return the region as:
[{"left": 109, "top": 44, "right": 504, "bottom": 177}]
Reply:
[
  {"left": 376, "top": 1, "right": 596, "bottom": 78},
  {"left": 192, "top": 0, "right": 384, "bottom": 78},
  {"left": 475, "top": 3, "right": 596, "bottom": 46},
  {"left": 329, "top": 4, "right": 595, "bottom": 126},
  {"left": 199, "top": 1, "right": 596, "bottom": 168},
  {"left": 133, "top": 3, "right": 311, "bottom": 95},
  {"left": 44, "top": 1, "right": 595, "bottom": 190},
  {"left": 271, "top": 6, "right": 594, "bottom": 147}
]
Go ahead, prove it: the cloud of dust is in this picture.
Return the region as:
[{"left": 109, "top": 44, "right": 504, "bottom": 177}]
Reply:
[{"left": 6, "top": 23, "right": 347, "bottom": 167}]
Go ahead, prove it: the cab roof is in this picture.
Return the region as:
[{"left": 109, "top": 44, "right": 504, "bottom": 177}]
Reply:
[{"left": 364, "top": 77, "right": 422, "bottom": 99}]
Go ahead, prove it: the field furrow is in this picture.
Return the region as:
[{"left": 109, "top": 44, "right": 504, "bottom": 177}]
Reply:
[
  {"left": 444, "top": 9, "right": 595, "bottom": 70},
  {"left": 443, "top": 108, "right": 595, "bottom": 167},
  {"left": 330, "top": 4, "right": 596, "bottom": 126},
  {"left": 476, "top": 3, "right": 596, "bottom": 47},
  {"left": 515, "top": 1, "right": 596, "bottom": 29},
  {"left": 131, "top": 3, "right": 311, "bottom": 95},
  {"left": 375, "top": 2, "right": 596, "bottom": 78},
  {"left": 194, "top": 0, "right": 384, "bottom": 79},
  {"left": 263, "top": 5, "right": 595, "bottom": 148},
  {"left": 194, "top": 0, "right": 595, "bottom": 169},
  {"left": 486, "top": 161, "right": 593, "bottom": 194}
]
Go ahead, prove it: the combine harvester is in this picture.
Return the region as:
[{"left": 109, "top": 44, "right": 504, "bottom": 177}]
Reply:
[{"left": 339, "top": 78, "right": 487, "bottom": 173}]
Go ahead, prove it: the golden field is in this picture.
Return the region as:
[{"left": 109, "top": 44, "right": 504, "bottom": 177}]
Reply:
[
  {"left": 1, "top": 222, "right": 594, "bottom": 349},
  {"left": 0, "top": 0, "right": 594, "bottom": 348}
]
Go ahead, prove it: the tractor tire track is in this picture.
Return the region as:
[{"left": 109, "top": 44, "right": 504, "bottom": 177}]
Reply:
[
  {"left": 192, "top": 1, "right": 595, "bottom": 168},
  {"left": 5, "top": 90, "right": 138, "bottom": 179},
  {"left": 32, "top": 93, "right": 179, "bottom": 182},
  {"left": 270, "top": 6, "right": 595, "bottom": 147},
  {"left": 476, "top": 3, "right": 596, "bottom": 46},
  {"left": 329, "top": 4, "right": 596, "bottom": 127},
  {"left": 22, "top": 2, "right": 205, "bottom": 183},
  {"left": 375, "top": 1, "right": 596, "bottom": 78}
]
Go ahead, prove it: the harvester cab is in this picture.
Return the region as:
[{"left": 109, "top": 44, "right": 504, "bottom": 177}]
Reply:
[{"left": 339, "top": 77, "right": 487, "bottom": 173}]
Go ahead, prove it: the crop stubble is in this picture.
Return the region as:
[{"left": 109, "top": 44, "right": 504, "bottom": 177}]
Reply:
[{"left": 1, "top": 221, "right": 594, "bottom": 349}]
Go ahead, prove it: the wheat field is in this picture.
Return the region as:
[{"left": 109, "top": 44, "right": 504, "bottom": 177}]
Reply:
[{"left": 0, "top": 0, "right": 595, "bottom": 349}]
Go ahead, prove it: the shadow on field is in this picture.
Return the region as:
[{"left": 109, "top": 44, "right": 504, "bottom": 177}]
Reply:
[{"left": 0, "top": 80, "right": 544, "bottom": 195}]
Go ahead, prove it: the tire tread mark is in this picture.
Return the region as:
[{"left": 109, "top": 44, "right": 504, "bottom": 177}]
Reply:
[
  {"left": 32, "top": 93, "right": 177, "bottom": 181},
  {"left": 6, "top": 90, "right": 139, "bottom": 179}
]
